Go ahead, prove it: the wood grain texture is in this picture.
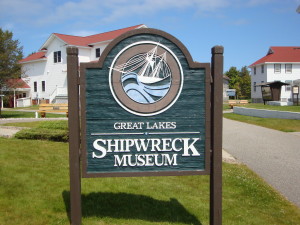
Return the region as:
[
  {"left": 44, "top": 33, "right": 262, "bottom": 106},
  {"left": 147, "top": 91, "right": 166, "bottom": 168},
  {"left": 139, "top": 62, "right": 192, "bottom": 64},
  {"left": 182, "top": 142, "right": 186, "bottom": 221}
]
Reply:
[{"left": 81, "top": 31, "right": 210, "bottom": 177}]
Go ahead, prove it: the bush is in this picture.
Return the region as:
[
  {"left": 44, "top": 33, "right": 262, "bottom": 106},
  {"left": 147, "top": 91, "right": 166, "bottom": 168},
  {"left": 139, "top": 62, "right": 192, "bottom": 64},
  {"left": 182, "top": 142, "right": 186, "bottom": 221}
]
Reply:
[{"left": 14, "top": 120, "right": 69, "bottom": 142}]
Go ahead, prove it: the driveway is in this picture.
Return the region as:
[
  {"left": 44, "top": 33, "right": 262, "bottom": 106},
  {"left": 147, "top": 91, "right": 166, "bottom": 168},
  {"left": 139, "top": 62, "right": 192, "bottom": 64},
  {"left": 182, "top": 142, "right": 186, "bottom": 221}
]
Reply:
[{"left": 223, "top": 117, "right": 300, "bottom": 207}]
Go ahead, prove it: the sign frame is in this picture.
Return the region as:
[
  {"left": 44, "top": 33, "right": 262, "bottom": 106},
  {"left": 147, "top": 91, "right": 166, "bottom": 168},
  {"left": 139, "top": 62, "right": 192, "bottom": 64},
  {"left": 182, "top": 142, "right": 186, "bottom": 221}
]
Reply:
[
  {"left": 226, "top": 89, "right": 236, "bottom": 97},
  {"left": 79, "top": 28, "right": 211, "bottom": 178},
  {"left": 67, "top": 28, "right": 223, "bottom": 225},
  {"left": 292, "top": 85, "right": 299, "bottom": 94}
]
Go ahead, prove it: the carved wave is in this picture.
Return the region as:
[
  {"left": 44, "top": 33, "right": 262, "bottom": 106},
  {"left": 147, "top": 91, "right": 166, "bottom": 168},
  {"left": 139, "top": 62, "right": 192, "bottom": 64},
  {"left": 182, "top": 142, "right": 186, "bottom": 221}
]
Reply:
[{"left": 121, "top": 72, "right": 171, "bottom": 104}]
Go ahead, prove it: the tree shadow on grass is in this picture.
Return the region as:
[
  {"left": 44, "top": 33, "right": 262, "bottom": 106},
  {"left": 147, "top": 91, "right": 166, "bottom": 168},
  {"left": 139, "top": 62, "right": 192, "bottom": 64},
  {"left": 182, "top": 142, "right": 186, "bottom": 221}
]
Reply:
[{"left": 62, "top": 191, "right": 202, "bottom": 224}]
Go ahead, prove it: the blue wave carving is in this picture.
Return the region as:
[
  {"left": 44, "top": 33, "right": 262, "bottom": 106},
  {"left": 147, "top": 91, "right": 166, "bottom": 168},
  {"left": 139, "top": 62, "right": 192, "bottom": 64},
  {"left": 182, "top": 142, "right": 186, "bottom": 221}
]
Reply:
[{"left": 121, "top": 72, "right": 171, "bottom": 104}]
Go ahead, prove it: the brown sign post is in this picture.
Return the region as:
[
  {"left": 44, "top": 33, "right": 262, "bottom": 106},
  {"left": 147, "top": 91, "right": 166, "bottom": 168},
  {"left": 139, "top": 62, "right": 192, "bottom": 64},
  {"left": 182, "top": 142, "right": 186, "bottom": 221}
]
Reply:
[
  {"left": 210, "top": 46, "right": 224, "bottom": 225},
  {"left": 67, "top": 47, "right": 82, "bottom": 224},
  {"left": 67, "top": 28, "right": 223, "bottom": 225}
]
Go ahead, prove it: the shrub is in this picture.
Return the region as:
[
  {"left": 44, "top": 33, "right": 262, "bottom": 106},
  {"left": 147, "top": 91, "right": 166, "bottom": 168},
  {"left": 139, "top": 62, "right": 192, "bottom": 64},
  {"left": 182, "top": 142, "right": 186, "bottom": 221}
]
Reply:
[{"left": 15, "top": 128, "right": 68, "bottom": 142}]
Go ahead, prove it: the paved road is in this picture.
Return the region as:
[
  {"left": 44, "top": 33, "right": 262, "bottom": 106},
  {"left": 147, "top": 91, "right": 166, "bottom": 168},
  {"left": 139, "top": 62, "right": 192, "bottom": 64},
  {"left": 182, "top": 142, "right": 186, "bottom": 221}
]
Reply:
[{"left": 223, "top": 117, "right": 300, "bottom": 208}]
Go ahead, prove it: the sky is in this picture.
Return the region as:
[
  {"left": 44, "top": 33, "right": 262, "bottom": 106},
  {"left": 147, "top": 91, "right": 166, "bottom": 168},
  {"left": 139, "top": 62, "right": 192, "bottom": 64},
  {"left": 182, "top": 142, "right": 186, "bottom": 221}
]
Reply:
[{"left": 1, "top": 0, "right": 300, "bottom": 72}]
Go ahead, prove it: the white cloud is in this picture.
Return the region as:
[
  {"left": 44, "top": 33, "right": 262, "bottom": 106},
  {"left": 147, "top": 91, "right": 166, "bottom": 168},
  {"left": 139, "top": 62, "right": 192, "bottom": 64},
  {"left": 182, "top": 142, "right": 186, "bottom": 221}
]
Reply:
[
  {"left": 0, "top": 0, "right": 286, "bottom": 28},
  {"left": 1, "top": 0, "right": 231, "bottom": 27}
]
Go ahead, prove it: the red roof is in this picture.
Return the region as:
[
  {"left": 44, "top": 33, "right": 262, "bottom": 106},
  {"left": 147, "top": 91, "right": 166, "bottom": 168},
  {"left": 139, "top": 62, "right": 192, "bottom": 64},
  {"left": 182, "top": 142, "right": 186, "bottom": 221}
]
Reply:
[
  {"left": 20, "top": 24, "right": 145, "bottom": 63},
  {"left": 6, "top": 79, "right": 30, "bottom": 89},
  {"left": 54, "top": 24, "right": 144, "bottom": 47},
  {"left": 20, "top": 51, "right": 46, "bottom": 63},
  {"left": 250, "top": 46, "right": 300, "bottom": 67}
]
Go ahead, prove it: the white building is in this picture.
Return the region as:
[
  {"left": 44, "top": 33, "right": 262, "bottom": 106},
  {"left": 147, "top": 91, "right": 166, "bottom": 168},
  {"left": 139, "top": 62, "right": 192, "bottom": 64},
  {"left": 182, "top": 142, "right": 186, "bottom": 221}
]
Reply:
[
  {"left": 249, "top": 46, "right": 300, "bottom": 103},
  {"left": 19, "top": 24, "right": 146, "bottom": 105}
]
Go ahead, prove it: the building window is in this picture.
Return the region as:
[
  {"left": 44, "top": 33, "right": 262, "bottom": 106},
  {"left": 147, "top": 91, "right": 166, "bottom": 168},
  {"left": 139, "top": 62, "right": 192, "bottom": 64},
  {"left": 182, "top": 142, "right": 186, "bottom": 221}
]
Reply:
[
  {"left": 34, "top": 81, "right": 37, "bottom": 92},
  {"left": 254, "top": 66, "right": 256, "bottom": 75},
  {"left": 274, "top": 64, "right": 281, "bottom": 73},
  {"left": 285, "top": 80, "right": 292, "bottom": 91},
  {"left": 261, "top": 65, "right": 264, "bottom": 73},
  {"left": 54, "top": 51, "right": 61, "bottom": 63},
  {"left": 96, "top": 48, "right": 101, "bottom": 58},
  {"left": 23, "top": 93, "right": 26, "bottom": 98},
  {"left": 42, "top": 81, "right": 46, "bottom": 92},
  {"left": 285, "top": 64, "right": 292, "bottom": 73},
  {"left": 253, "top": 82, "right": 256, "bottom": 92}
]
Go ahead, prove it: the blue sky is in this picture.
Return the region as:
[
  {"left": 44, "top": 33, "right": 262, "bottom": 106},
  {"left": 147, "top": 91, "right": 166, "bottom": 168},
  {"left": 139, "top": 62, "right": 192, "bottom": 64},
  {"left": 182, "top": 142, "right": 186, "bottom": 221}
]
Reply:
[{"left": 1, "top": 0, "right": 299, "bottom": 72}]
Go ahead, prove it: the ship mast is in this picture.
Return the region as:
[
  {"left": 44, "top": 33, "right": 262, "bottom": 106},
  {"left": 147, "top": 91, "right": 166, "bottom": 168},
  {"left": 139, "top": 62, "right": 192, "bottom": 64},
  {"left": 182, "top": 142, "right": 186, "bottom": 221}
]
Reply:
[
  {"left": 110, "top": 45, "right": 170, "bottom": 80},
  {"left": 138, "top": 46, "right": 157, "bottom": 77},
  {"left": 150, "top": 52, "right": 167, "bottom": 78}
]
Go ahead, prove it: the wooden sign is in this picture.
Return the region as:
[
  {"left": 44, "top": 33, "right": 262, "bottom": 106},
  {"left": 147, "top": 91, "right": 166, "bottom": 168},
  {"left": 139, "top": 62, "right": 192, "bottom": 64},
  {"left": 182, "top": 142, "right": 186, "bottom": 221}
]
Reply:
[
  {"left": 292, "top": 85, "right": 299, "bottom": 94},
  {"left": 226, "top": 89, "right": 236, "bottom": 97},
  {"left": 67, "top": 28, "right": 223, "bottom": 225},
  {"left": 80, "top": 29, "right": 211, "bottom": 177}
]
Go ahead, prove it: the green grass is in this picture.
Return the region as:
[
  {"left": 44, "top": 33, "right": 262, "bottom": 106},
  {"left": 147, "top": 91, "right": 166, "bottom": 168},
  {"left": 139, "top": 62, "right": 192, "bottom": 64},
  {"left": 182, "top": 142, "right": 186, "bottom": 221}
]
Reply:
[
  {"left": 0, "top": 138, "right": 299, "bottom": 224},
  {"left": 13, "top": 120, "right": 68, "bottom": 142},
  {"left": 241, "top": 103, "right": 300, "bottom": 112},
  {"left": 2, "top": 121, "right": 45, "bottom": 128},
  {"left": 0, "top": 110, "right": 66, "bottom": 118},
  {"left": 2, "top": 120, "right": 68, "bottom": 129},
  {"left": 223, "top": 104, "right": 232, "bottom": 111},
  {"left": 223, "top": 113, "right": 300, "bottom": 132},
  {"left": 3, "top": 105, "right": 40, "bottom": 110}
]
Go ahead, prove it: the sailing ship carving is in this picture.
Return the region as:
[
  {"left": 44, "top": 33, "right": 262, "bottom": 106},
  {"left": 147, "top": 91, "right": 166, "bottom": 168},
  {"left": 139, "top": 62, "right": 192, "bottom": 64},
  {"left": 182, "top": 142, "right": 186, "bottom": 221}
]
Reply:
[{"left": 111, "top": 46, "right": 172, "bottom": 104}]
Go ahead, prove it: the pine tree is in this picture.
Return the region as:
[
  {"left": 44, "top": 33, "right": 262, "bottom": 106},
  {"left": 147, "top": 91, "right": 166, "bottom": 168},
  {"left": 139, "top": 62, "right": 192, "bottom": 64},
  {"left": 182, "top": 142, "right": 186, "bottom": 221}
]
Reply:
[
  {"left": 239, "top": 66, "right": 251, "bottom": 99},
  {"left": 0, "top": 28, "right": 24, "bottom": 116}
]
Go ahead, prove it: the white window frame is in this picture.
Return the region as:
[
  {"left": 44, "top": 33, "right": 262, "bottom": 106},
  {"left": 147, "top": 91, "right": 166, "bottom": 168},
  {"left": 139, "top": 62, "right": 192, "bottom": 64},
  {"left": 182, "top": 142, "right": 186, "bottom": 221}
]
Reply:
[
  {"left": 285, "top": 64, "right": 292, "bottom": 74},
  {"left": 285, "top": 80, "right": 292, "bottom": 91},
  {"left": 34, "top": 81, "right": 37, "bottom": 92},
  {"left": 42, "top": 81, "right": 46, "bottom": 92},
  {"left": 274, "top": 64, "right": 281, "bottom": 73},
  {"left": 54, "top": 51, "right": 61, "bottom": 63},
  {"left": 96, "top": 48, "right": 101, "bottom": 58}
]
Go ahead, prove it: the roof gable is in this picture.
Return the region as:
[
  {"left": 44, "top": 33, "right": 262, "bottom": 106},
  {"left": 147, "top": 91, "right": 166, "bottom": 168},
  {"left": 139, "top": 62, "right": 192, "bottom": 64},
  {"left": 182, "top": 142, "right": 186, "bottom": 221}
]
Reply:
[
  {"left": 46, "top": 24, "right": 146, "bottom": 48},
  {"left": 21, "top": 24, "right": 146, "bottom": 64},
  {"left": 20, "top": 51, "right": 47, "bottom": 63},
  {"left": 250, "top": 46, "right": 300, "bottom": 67}
]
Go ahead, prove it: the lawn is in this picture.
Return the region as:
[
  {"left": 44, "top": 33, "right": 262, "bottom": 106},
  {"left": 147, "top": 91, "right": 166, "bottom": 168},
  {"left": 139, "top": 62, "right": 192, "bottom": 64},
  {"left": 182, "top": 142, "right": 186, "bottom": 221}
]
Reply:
[
  {"left": 12, "top": 120, "right": 68, "bottom": 142},
  {"left": 223, "top": 113, "right": 300, "bottom": 132},
  {"left": 238, "top": 103, "right": 300, "bottom": 112},
  {"left": 0, "top": 138, "right": 299, "bottom": 224},
  {"left": 2, "top": 105, "right": 40, "bottom": 110},
  {"left": 3, "top": 120, "right": 68, "bottom": 129},
  {"left": 0, "top": 110, "right": 66, "bottom": 118}
]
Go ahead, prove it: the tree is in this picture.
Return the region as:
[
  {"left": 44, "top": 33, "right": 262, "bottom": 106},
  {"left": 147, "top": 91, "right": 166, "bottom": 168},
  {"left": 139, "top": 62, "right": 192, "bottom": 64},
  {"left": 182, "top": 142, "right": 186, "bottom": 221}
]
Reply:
[
  {"left": 225, "top": 66, "right": 241, "bottom": 98},
  {"left": 239, "top": 66, "right": 251, "bottom": 99},
  {"left": 0, "top": 28, "right": 24, "bottom": 116},
  {"left": 225, "top": 66, "right": 251, "bottom": 99}
]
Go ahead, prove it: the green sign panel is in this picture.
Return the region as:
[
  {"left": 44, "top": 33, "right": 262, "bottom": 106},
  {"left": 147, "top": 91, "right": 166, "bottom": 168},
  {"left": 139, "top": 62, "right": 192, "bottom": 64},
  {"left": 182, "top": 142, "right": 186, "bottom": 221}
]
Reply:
[{"left": 81, "top": 29, "right": 210, "bottom": 177}]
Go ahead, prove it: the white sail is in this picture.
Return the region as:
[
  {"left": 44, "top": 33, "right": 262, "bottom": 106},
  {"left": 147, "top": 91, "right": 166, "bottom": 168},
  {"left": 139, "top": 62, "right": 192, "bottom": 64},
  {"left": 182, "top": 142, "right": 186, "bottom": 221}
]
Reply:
[{"left": 111, "top": 46, "right": 171, "bottom": 84}]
